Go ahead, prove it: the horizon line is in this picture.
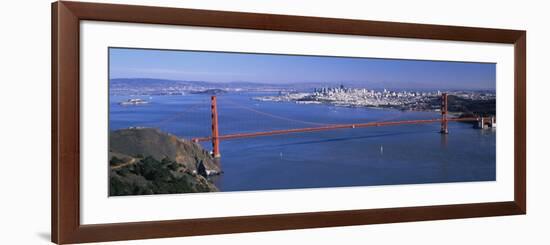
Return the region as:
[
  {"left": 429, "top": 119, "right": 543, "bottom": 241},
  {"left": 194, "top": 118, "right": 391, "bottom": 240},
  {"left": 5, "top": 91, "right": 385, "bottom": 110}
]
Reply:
[{"left": 110, "top": 77, "right": 496, "bottom": 91}]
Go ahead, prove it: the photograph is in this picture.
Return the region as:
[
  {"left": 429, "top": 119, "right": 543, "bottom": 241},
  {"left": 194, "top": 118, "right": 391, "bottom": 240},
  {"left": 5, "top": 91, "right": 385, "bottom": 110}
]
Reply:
[{"left": 108, "top": 47, "right": 497, "bottom": 196}]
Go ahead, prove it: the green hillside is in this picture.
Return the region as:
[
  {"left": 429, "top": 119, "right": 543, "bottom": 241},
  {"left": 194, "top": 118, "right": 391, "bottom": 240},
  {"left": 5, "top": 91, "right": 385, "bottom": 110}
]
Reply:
[{"left": 109, "top": 128, "right": 220, "bottom": 196}]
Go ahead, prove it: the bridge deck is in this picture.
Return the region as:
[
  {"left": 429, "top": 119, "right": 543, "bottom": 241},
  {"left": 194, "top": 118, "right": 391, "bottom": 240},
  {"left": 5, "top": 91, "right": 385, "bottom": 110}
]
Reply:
[{"left": 192, "top": 117, "right": 484, "bottom": 142}]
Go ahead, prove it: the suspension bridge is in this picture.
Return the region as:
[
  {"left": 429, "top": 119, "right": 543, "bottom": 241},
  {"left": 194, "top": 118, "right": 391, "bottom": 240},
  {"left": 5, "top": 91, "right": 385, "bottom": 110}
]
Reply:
[{"left": 189, "top": 93, "right": 496, "bottom": 158}]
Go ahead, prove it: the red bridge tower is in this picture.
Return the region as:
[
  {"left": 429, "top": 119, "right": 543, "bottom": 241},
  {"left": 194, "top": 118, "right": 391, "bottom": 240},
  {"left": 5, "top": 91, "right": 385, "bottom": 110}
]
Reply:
[
  {"left": 440, "top": 93, "right": 449, "bottom": 134},
  {"left": 211, "top": 96, "right": 221, "bottom": 158}
]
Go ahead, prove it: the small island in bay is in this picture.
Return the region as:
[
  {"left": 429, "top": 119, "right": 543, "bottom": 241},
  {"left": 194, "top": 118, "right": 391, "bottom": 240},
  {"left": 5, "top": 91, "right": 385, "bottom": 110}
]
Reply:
[
  {"left": 109, "top": 128, "right": 220, "bottom": 196},
  {"left": 119, "top": 98, "right": 149, "bottom": 105}
]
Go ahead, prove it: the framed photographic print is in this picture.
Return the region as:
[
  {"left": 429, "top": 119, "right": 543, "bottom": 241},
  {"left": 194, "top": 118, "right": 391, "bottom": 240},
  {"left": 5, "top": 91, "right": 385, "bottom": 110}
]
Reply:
[{"left": 52, "top": 1, "right": 526, "bottom": 244}]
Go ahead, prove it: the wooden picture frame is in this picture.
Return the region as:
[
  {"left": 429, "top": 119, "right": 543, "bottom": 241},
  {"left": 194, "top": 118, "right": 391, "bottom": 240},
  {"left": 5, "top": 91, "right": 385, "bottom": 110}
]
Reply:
[{"left": 51, "top": 1, "right": 526, "bottom": 244}]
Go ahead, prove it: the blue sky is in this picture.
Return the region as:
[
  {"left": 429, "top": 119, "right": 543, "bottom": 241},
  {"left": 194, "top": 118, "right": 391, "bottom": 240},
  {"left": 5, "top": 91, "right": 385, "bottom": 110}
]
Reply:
[{"left": 109, "top": 47, "right": 496, "bottom": 90}]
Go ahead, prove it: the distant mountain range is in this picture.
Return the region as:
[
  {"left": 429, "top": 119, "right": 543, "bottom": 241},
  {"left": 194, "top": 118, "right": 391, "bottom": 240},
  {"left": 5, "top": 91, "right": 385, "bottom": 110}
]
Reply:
[
  {"left": 109, "top": 78, "right": 344, "bottom": 95},
  {"left": 109, "top": 78, "right": 495, "bottom": 96},
  {"left": 111, "top": 78, "right": 268, "bottom": 88},
  {"left": 110, "top": 78, "right": 342, "bottom": 89}
]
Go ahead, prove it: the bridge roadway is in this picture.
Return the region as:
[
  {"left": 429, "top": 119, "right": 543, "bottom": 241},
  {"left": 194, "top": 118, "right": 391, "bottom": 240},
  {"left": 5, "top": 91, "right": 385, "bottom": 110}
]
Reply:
[{"left": 191, "top": 117, "right": 484, "bottom": 142}]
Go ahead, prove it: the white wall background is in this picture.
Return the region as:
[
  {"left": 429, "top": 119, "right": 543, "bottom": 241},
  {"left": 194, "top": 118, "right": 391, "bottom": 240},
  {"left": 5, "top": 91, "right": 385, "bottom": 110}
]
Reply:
[{"left": 0, "top": 0, "right": 547, "bottom": 244}]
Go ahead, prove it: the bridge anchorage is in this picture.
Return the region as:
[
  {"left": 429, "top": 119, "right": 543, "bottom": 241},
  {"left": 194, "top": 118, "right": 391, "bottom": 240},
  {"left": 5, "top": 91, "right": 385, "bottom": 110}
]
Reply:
[{"left": 192, "top": 93, "right": 495, "bottom": 158}]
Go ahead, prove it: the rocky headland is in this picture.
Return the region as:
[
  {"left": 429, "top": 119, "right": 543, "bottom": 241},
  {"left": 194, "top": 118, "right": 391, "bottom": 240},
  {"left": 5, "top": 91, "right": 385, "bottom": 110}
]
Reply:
[{"left": 109, "top": 128, "right": 221, "bottom": 196}]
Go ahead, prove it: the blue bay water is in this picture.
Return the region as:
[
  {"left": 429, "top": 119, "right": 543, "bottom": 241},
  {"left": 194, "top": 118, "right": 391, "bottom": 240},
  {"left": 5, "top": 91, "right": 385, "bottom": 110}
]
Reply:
[{"left": 109, "top": 93, "right": 496, "bottom": 192}]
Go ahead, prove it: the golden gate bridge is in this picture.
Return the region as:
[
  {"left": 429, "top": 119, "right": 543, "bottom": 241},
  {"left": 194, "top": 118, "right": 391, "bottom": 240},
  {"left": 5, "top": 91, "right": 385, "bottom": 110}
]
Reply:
[{"left": 190, "top": 93, "right": 496, "bottom": 158}]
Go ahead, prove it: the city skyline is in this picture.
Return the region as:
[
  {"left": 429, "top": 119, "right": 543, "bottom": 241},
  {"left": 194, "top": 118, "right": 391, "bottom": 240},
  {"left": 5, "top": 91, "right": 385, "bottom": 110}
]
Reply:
[{"left": 110, "top": 47, "right": 496, "bottom": 90}]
